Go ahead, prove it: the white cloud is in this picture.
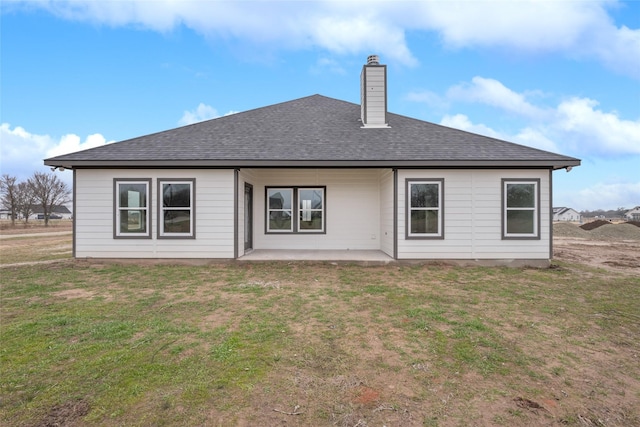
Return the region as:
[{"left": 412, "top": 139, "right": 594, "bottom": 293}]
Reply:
[
  {"left": 406, "top": 90, "right": 448, "bottom": 111},
  {"left": 428, "top": 76, "right": 640, "bottom": 157},
  {"left": 1, "top": 124, "right": 53, "bottom": 180},
  {"left": 178, "top": 103, "right": 238, "bottom": 125},
  {"left": 11, "top": 0, "right": 637, "bottom": 75},
  {"left": 310, "top": 57, "right": 347, "bottom": 75},
  {"left": 440, "top": 114, "right": 559, "bottom": 153},
  {"left": 572, "top": 182, "right": 640, "bottom": 211},
  {"left": 555, "top": 97, "right": 640, "bottom": 156},
  {"left": 179, "top": 103, "right": 220, "bottom": 126},
  {"left": 46, "top": 133, "right": 111, "bottom": 158},
  {"left": 0, "top": 123, "right": 112, "bottom": 183},
  {"left": 440, "top": 113, "right": 501, "bottom": 139},
  {"left": 420, "top": 0, "right": 640, "bottom": 77},
  {"left": 447, "top": 77, "right": 547, "bottom": 119}
]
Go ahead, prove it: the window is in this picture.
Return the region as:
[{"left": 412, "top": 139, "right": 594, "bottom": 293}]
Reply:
[
  {"left": 406, "top": 179, "right": 444, "bottom": 239},
  {"left": 266, "top": 187, "right": 325, "bottom": 233},
  {"left": 502, "top": 179, "right": 540, "bottom": 239},
  {"left": 267, "top": 188, "right": 293, "bottom": 232},
  {"left": 159, "top": 179, "right": 195, "bottom": 238},
  {"left": 114, "top": 179, "right": 151, "bottom": 238}
]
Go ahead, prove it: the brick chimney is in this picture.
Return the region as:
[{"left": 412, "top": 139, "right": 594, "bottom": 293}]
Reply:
[{"left": 360, "top": 55, "right": 389, "bottom": 128}]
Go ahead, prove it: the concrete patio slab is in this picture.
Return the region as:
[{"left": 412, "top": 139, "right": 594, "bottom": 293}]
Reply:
[{"left": 238, "top": 249, "right": 395, "bottom": 265}]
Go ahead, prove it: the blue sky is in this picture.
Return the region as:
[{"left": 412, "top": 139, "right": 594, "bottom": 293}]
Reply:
[{"left": 1, "top": 0, "right": 639, "bottom": 211}]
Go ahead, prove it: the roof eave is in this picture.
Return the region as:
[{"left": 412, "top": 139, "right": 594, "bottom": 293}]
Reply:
[{"left": 45, "top": 158, "right": 581, "bottom": 170}]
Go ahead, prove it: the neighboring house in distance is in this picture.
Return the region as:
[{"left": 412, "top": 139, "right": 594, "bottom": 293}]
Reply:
[
  {"left": 625, "top": 206, "right": 640, "bottom": 221},
  {"left": 0, "top": 209, "right": 12, "bottom": 220},
  {"left": 44, "top": 55, "right": 580, "bottom": 266},
  {"left": 30, "top": 205, "right": 73, "bottom": 220},
  {"left": 553, "top": 207, "right": 582, "bottom": 222}
]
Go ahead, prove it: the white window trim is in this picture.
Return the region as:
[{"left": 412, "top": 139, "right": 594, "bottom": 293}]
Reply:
[
  {"left": 158, "top": 179, "right": 195, "bottom": 239},
  {"left": 406, "top": 179, "right": 444, "bottom": 239},
  {"left": 266, "top": 188, "right": 294, "bottom": 233},
  {"left": 266, "top": 186, "right": 326, "bottom": 234},
  {"left": 502, "top": 179, "right": 540, "bottom": 239},
  {"left": 297, "top": 188, "right": 325, "bottom": 233},
  {"left": 114, "top": 179, "right": 151, "bottom": 239}
]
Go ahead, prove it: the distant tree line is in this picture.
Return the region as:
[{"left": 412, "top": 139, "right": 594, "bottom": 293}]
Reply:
[
  {"left": 0, "top": 172, "right": 71, "bottom": 227},
  {"left": 580, "top": 207, "right": 630, "bottom": 218}
]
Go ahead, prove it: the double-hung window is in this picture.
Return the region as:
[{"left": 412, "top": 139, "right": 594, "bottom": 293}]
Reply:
[
  {"left": 502, "top": 179, "right": 540, "bottom": 239},
  {"left": 267, "top": 188, "right": 293, "bottom": 232},
  {"left": 406, "top": 179, "right": 444, "bottom": 239},
  {"left": 298, "top": 188, "right": 324, "bottom": 232},
  {"left": 114, "top": 179, "right": 151, "bottom": 238},
  {"left": 266, "top": 187, "right": 325, "bottom": 233},
  {"left": 159, "top": 179, "right": 195, "bottom": 238}
]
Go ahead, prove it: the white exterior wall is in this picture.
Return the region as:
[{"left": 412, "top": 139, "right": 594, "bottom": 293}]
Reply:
[
  {"left": 361, "top": 66, "right": 387, "bottom": 127},
  {"left": 553, "top": 208, "right": 581, "bottom": 222},
  {"left": 379, "top": 169, "right": 394, "bottom": 257},
  {"left": 248, "top": 169, "right": 383, "bottom": 251},
  {"left": 625, "top": 207, "right": 640, "bottom": 221},
  {"left": 397, "top": 169, "right": 551, "bottom": 260},
  {"left": 74, "top": 167, "right": 552, "bottom": 261},
  {"left": 74, "top": 169, "right": 235, "bottom": 258}
]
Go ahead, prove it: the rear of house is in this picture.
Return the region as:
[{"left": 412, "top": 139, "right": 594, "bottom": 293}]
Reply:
[{"left": 47, "top": 56, "right": 579, "bottom": 266}]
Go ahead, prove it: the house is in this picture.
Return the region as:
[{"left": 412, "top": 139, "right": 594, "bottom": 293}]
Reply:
[
  {"left": 44, "top": 55, "right": 580, "bottom": 266},
  {"left": 553, "top": 207, "right": 581, "bottom": 222},
  {"left": 30, "top": 205, "right": 73, "bottom": 220},
  {"left": 625, "top": 206, "right": 640, "bottom": 221}
]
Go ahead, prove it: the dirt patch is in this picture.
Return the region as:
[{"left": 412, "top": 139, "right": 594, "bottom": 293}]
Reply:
[
  {"left": 53, "top": 288, "right": 97, "bottom": 300},
  {"left": 553, "top": 223, "right": 640, "bottom": 274},
  {"left": 0, "top": 221, "right": 72, "bottom": 235},
  {"left": 35, "top": 400, "right": 90, "bottom": 427},
  {"left": 352, "top": 386, "right": 382, "bottom": 406}
]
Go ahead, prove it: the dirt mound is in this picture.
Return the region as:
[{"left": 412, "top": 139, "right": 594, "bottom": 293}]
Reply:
[
  {"left": 625, "top": 221, "right": 640, "bottom": 228},
  {"left": 580, "top": 220, "right": 611, "bottom": 231},
  {"left": 590, "top": 223, "right": 640, "bottom": 241},
  {"left": 553, "top": 222, "right": 591, "bottom": 239},
  {"left": 554, "top": 222, "right": 640, "bottom": 241}
]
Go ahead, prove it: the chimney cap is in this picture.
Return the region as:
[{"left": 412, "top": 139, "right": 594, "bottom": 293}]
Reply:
[{"left": 366, "top": 55, "right": 380, "bottom": 65}]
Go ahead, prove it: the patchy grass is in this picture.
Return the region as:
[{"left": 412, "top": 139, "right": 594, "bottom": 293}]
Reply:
[
  {"left": 1, "top": 230, "right": 639, "bottom": 426},
  {"left": 1, "top": 258, "right": 639, "bottom": 427}
]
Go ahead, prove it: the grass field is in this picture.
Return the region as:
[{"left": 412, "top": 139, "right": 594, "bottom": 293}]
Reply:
[{"left": 1, "top": 229, "right": 639, "bottom": 426}]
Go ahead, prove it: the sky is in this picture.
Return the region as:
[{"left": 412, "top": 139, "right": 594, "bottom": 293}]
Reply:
[{"left": 1, "top": 0, "right": 639, "bottom": 212}]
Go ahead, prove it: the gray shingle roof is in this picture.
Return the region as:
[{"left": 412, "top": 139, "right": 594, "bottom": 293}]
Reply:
[{"left": 45, "top": 94, "right": 580, "bottom": 169}]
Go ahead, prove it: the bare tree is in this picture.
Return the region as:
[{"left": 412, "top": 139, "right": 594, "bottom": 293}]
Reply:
[
  {"left": 0, "top": 174, "right": 19, "bottom": 225},
  {"left": 28, "top": 172, "right": 71, "bottom": 227},
  {"left": 16, "top": 181, "right": 36, "bottom": 223}
]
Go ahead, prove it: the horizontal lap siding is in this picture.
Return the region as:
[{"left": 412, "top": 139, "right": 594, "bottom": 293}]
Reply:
[
  {"left": 75, "top": 169, "right": 235, "bottom": 258},
  {"left": 251, "top": 169, "right": 382, "bottom": 250},
  {"left": 397, "top": 169, "right": 550, "bottom": 260},
  {"left": 379, "top": 169, "right": 394, "bottom": 257}
]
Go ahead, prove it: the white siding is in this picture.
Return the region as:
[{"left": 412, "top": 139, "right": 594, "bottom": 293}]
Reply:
[
  {"left": 251, "top": 169, "right": 383, "bottom": 250},
  {"left": 74, "top": 167, "right": 552, "bottom": 261},
  {"left": 361, "top": 66, "right": 387, "bottom": 127},
  {"left": 74, "top": 169, "right": 235, "bottom": 258},
  {"left": 553, "top": 208, "right": 581, "bottom": 222},
  {"left": 379, "top": 169, "right": 394, "bottom": 257},
  {"left": 397, "top": 169, "right": 551, "bottom": 260}
]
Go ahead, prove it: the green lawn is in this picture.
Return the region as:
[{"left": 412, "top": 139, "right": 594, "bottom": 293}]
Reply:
[{"left": 1, "top": 260, "right": 639, "bottom": 426}]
